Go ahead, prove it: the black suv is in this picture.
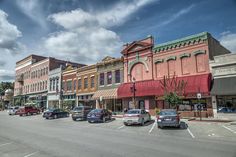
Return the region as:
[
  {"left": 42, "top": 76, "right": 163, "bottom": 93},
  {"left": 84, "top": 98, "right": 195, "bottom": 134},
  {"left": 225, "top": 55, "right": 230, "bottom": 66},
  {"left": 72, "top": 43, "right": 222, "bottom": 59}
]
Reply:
[{"left": 71, "top": 106, "right": 93, "bottom": 121}]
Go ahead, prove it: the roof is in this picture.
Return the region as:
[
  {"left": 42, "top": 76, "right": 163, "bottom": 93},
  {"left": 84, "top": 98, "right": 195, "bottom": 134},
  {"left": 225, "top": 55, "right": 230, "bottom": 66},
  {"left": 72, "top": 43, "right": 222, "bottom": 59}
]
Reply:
[{"left": 153, "top": 32, "right": 210, "bottom": 53}]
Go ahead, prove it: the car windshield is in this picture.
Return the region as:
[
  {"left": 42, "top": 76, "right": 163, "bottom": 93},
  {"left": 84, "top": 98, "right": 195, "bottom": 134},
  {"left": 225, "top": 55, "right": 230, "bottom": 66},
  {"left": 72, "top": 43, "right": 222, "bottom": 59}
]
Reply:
[
  {"left": 73, "top": 107, "right": 83, "bottom": 111},
  {"left": 127, "top": 110, "right": 140, "bottom": 114},
  {"left": 160, "top": 110, "right": 177, "bottom": 115},
  {"left": 90, "top": 109, "right": 102, "bottom": 113}
]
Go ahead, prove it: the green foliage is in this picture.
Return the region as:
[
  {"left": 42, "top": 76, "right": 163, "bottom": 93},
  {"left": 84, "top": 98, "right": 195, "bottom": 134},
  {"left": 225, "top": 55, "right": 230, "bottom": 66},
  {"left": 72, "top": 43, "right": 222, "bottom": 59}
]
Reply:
[
  {"left": 163, "top": 92, "right": 181, "bottom": 108},
  {"left": 0, "top": 82, "right": 14, "bottom": 95}
]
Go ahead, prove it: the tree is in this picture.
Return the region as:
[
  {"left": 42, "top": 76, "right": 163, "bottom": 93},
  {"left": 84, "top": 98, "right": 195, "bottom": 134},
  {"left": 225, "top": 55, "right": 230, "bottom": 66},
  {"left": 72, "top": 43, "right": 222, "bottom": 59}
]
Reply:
[
  {"left": 160, "top": 75, "right": 187, "bottom": 110},
  {"left": 0, "top": 82, "right": 14, "bottom": 95}
]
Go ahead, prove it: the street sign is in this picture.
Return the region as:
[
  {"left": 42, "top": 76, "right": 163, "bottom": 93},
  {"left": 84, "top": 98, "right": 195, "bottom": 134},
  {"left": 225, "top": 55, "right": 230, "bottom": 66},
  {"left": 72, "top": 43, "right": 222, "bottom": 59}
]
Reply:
[{"left": 197, "top": 93, "right": 201, "bottom": 99}]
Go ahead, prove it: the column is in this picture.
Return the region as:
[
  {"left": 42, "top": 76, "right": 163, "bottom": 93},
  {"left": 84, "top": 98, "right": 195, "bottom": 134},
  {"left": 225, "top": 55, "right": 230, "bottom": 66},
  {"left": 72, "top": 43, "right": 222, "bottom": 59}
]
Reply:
[{"left": 212, "top": 96, "right": 217, "bottom": 118}]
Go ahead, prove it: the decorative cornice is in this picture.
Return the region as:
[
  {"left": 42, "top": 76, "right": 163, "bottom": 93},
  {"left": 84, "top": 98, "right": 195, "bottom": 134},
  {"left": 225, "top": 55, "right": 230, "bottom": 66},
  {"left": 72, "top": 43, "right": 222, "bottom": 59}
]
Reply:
[
  {"left": 153, "top": 32, "right": 209, "bottom": 53},
  {"left": 179, "top": 53, "right": 191, "bottom": 59},
  {"left": 166, "top": 56, "right": 176, "bottom": 62},
  {"left": 193, "top": 50, "right": 206, "bottom": 56},
  {"left": 154, "top": 59, "right": 164, "bottom": 64}
]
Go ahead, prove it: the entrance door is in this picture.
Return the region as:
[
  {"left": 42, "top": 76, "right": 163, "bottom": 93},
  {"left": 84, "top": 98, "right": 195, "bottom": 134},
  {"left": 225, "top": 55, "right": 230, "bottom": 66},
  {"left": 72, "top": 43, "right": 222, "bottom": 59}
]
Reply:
[{"left": 139, "top": 100, "right": 145, "bottom": 109}]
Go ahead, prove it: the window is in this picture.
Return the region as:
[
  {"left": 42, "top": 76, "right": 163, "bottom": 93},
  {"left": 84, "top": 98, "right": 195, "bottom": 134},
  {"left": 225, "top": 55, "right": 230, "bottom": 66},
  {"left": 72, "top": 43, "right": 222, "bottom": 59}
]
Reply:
[
  {"left": 56, "top": 79, "right": 58, "bottom": 92},
  {"left": 78, "top": 79, "right": 81, "bottom": 90},
  {"left": 74, "top": 80, "right": 76, "bottom": 91},
  {"left": 45, "top": 81, "right": 47, "bottom": 90},
  {"left": 107, "top": 71, "right": 112, "bottom": 84},
  {"left": 53, "top": 79, "right": 55, "bottom": 91},
  {"left": 115, "top": 70, "right": 120, "bottom": 83},
  {"left": 50, "top": 79, "right": 52, "bottom": 91},
  {"left": 91, "top": 76, "right": 95, "bottom": 88},
  {"left": 100, "top": 73, "right": 104, "bottom": 86},
  {"left": 67, "top": 80, "right": 72, "bottom": 91},
  {"left": 84, "top": 78, "right": 88, "bottom": 89}
]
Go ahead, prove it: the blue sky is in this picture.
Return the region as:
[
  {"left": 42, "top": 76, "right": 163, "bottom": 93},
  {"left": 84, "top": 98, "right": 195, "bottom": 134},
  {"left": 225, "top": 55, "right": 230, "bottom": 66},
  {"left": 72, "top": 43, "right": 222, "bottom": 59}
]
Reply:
[{"left": 0, "top": 0, "right": 236, "bottom": 81}]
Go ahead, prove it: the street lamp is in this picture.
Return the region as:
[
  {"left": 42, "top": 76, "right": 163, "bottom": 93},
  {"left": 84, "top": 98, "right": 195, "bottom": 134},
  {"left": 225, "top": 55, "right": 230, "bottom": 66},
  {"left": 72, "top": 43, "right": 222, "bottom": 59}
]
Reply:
[{"left": 130, "top": 77, "right": 136, "bottom": 109}]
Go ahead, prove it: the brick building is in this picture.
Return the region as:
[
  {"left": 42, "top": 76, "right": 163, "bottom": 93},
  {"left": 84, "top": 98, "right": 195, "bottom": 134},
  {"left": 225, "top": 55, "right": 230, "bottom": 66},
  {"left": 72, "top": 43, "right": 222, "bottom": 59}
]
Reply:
[
  {"left": 118, "top": 32, "right": 230, "bottom": 116},
  {"left": 76, "top": 64, "right": 97, "bottom": 108},
  {"left": 92, "top": 56, "right": 124, "bottom": 112}
]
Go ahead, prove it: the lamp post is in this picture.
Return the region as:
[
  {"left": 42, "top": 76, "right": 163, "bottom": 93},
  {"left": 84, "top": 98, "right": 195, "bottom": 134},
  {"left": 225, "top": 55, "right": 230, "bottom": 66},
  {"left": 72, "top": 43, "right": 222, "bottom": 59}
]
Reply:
[{"left": 130, "top": 77, "right": 136, "bottom": 109}]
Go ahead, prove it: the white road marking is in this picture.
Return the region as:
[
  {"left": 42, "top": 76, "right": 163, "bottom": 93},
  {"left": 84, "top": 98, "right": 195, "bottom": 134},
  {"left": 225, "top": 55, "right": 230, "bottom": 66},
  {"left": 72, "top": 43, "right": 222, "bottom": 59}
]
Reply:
[
  {"left": 222, "top": 125, "right": 236, "bottom": 134},
  {"left": 23, "top": 151, "right": 38, "bottom": 157},
  {"left": 0, "top": 142, "right": 12, "bottom": 147},
  {"left": 117, "top": 125, "right": 125, "bottom": 129},
  {"left": 187, "top": 128, "right": 195, "bottom": 138},
  {"left": 148, "top": 122, "right": 156, "bottom": 134}
]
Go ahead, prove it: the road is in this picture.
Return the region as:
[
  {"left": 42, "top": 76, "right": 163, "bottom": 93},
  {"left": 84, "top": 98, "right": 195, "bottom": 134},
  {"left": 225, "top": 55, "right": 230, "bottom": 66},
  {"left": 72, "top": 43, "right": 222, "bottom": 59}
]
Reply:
[{"left": 0, "top": 111, "right": 236, "bottom": 157}]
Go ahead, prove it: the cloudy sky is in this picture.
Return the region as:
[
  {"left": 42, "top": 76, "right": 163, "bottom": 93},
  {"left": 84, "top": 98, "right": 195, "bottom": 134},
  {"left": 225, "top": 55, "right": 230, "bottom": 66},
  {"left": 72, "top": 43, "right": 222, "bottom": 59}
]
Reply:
[{"left": 0, "top": 0, "right": 236, "bottom": 82}]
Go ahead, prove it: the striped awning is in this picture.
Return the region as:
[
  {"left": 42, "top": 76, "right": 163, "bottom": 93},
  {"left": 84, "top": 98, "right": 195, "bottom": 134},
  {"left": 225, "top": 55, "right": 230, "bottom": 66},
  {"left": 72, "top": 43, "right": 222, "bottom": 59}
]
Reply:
[{"left": 92, "top": 88, "right": 118, "bottom": 100}]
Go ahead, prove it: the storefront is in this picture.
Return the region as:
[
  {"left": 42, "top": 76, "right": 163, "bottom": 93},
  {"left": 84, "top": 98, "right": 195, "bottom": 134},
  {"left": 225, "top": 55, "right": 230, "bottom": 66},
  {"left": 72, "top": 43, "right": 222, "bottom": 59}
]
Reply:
[
  {"left": 92, "top": 88, "right": 123, "bottom": 113},
  {"left": 77, "top": 93, "right": 95, "bottom": 108}
]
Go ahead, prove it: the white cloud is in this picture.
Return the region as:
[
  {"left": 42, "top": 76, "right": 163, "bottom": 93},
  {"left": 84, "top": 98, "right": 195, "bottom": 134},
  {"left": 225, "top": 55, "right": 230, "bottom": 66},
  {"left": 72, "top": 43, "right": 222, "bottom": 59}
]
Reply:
[
  {"left": 45, "top": 0, "right": 155, "bottom": 64},
  {"left": 16, "top": 0, "right": 47, "bottom": 29},
  {"left": 158, "top": 4, "right": 195, "bottom": 27},
  {"left": 0, "top": 10, "right": 25, "bottom": 55},
  {"left": 0, "top": 10, "right": 26, "bottom": 81},
  {"left": 219, "top": 32, "right": 236, "bottom": 53}
]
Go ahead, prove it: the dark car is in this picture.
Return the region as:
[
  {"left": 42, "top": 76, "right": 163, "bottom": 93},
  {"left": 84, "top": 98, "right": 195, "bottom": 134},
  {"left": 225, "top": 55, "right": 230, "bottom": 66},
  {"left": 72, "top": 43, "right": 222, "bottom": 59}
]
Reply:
[
  {"left": 217, "top": 107, "right": 235, "bottom": 113},
  {"left": 43, "top": 109, "right": 69, "bottom": 119},
  {"left": 16, "top": 106, "right": 40, "bottom": 116},
  {"left": 87, "top": 109, "right": 112, "bottom": 123},
  {"left": 157, "top": 109, "right": 180, "bottom": 129},
  {"left": 71, "top": 106, "right": 93, "bottom": 121}
]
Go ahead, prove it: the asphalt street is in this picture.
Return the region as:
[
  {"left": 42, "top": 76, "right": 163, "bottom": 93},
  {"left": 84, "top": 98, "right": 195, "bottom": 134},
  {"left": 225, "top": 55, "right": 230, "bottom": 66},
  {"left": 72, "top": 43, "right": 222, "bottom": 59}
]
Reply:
[{"left": 0, "top": 111, "right": 236, "bottom": 157}]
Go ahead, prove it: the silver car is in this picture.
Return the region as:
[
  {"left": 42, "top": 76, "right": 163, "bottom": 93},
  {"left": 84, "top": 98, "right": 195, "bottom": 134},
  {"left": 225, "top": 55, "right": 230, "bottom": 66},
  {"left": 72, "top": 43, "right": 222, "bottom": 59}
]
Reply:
[
  {"left": 157, "top": 109, "right": 180, "bottom": 128},
  {"left": 8, "top": 106, "right": 19, "bottom": 115},
  {"left": 123, "top": 109, "right": 151, "bottom": 126}
]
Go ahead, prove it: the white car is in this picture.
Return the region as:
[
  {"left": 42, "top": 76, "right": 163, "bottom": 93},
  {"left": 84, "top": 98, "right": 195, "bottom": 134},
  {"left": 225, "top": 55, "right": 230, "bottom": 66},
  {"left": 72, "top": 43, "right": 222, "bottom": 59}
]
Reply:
[
  {"left": 123, "top": 109, "right": 151, "bottom": 126},
  {"left": 8, "top": 106, "right": 20, "bottom": 115}
]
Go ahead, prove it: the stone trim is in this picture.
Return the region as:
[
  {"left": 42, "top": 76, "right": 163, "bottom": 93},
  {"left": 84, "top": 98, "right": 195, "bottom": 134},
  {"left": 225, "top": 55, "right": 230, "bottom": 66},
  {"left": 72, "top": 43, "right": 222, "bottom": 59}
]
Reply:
[
  {"left": 166, "top": 56, "right": 176, "bottom": 62},
  {"left": 179, "top": 53, "right": 191, "bottom": 59},
  {"left": 154, "top": 59, "right": 164, "bottom": 64},
  {"left": 193, "top": 50, "right": 206, "bottom": 56}
]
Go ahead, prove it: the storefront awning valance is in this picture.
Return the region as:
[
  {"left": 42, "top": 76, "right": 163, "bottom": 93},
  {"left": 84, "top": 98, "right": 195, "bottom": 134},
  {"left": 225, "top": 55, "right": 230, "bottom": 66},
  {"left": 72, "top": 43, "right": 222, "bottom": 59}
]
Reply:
[
  {"left": 92, "top": 88, "right": 118, "bottom": 100},
  {"left": 117, "top": 73, "right": 212, "bottom": 98},
  {"left": 211, "top": 76, "right": 236, "bottom": 95}
]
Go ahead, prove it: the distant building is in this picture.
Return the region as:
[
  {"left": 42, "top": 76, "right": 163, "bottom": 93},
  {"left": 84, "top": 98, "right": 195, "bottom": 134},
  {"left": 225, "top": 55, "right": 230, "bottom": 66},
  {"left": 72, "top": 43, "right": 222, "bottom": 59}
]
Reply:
[
  {"left": 76, "top": 64, "right": 97, "bottom": 108},
  {"left": 210, "top": 53, "right": 236, "bottom": 116},
  {"left": 92, "top": 56, "right": 124, "bottom": 112},
  {"left": 14, "top": 54, "right": 85, "bottom": 108}
]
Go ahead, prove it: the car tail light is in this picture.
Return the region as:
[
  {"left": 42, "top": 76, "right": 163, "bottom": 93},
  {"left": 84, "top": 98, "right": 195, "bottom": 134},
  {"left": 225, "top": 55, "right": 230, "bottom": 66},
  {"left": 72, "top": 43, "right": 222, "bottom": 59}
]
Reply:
[{"left": 176, "top": 115, "right": 180, "bottom": 121}]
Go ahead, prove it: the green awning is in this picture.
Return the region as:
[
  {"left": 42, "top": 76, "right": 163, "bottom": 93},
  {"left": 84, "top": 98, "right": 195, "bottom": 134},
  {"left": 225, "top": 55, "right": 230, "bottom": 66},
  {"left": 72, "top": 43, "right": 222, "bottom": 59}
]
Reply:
[{"left": 211, "top": 77, "right": 236, "bottom": 95}]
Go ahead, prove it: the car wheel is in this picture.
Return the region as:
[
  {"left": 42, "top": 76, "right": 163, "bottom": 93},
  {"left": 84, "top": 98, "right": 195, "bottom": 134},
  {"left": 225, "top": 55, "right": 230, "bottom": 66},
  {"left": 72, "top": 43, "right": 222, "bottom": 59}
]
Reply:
[
  {"left": 72, "top": 118, "right": 76, "bottom": 121},
  {"left": 19, "top": 114, "right": 22, "bottom": 116},
  {"left": 54, "top": 114, "right": 57, "bottom": 119},
  {"left": 88, "top": 121, "right": 92, "bottom": 123},
  {"left": 102, "top": 116, "right": 106, "bottom": 123},
  {"left": 158, "top": 125, "right": 163, "bottom": 129},
  {"left": 141, "top": 118, "right": 145, "bottom": 126},
  {"left": 124, "top": 122, "right": 128, "bottom": 126}
]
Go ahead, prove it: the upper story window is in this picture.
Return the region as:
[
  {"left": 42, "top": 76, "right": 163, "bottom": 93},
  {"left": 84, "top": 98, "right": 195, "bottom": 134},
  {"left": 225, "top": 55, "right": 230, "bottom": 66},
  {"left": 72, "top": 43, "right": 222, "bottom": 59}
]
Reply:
[
  {"left": 78, "top": 79, "right": 81, "bottom": 90},
  {"left": 67, "top": 80, "right": 72, "bottom": 91},
  {"left": 100, "top": 73, "right": 104, "bottom": 86},
  {"left": 115, "top": 70, "right": 120, "bottom": 83},
  {"left": 91, "top": 76, "right": 95, "bottom": 88},
  {"left": 84, "top": 78, "right": 88, "bottom": 89},
  {"left": 107, "top": 71, "right": 112, "bottom": 85},
  {"left": 73, "top": 80, "right": 76, "bottom": 91}
]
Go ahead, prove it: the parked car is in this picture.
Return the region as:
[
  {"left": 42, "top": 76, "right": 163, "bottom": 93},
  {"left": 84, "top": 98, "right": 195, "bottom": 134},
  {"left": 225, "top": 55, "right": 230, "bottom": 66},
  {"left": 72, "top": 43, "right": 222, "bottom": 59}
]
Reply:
[
  {"left": 157, "top": 109, "right": 180, "bottom": 129},
  {"left": 87, "top": 109, "right": 112, "bottom": 123},
  {"left": 43, "top": 109, "right": 69, "bottom": 119},
  {"left": 16, "top": 106, "right": 40, "bottom": 116},
  {"left": 123, "top": 109, "right": 151, "bottom": 126},
  {"left": 217, "top": 107, "right": 235, "bottom": 113},
  {"left": 71, "top": 106, "right": 93, "bottom": 121},
  {"left": 8, "top": 106, "right": 19, "bottom": 115}
]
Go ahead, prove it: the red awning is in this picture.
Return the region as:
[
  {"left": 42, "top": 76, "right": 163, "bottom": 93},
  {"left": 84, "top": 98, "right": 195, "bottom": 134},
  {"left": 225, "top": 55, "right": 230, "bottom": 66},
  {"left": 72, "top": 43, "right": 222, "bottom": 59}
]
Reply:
[{"left": 117, "top": 73, "right": 212, "bottom": 98}]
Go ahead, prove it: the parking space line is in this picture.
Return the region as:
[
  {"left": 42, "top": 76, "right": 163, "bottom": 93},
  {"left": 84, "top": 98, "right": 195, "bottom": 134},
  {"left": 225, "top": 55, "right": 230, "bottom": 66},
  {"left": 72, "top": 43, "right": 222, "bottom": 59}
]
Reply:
[
  {"left": 148, "top": 122, "right": 156, "bottom": 134},
  {"left": 0, "top": 142, "right": 12, "bottom": 147},
  {"left": 187, "top": 128, "right": 195, "bottom": 138},
  {"left": 222, "top": 125, "right": 236, "bottom": 134},
  {"left": 23, "top": 151, "right": 38, "bottom": 157},
  {"left": 117, "top": 125, "right": 125, "bottom": 129}
]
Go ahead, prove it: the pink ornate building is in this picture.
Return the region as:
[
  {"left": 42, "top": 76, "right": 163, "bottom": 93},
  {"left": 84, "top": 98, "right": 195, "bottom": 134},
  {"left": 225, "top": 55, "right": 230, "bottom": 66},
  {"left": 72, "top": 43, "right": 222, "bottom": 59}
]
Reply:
[{"left": 118, "top": 32, "right": 231, "bottom": 116}]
